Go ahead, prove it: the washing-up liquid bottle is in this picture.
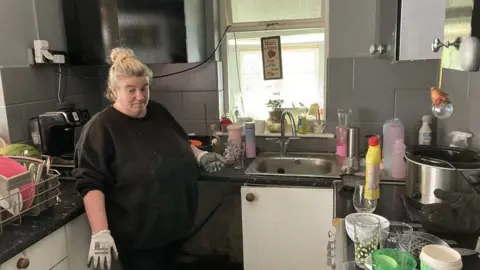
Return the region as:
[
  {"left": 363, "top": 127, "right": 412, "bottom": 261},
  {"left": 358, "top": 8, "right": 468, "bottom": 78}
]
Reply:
[
  {"left": 391, "top": 138, "right": 406, "bottom": 179},
  {"left": 365, "top": 136, "right": 381, "bottom": 200},
  {"left": 418, "top": 115, "right": 432, "bottom": 145}
]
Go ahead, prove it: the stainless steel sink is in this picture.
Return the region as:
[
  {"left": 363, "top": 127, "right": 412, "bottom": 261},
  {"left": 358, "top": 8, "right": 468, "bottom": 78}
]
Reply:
[{"left": 245, "top": 152, "right": 342, "bottom": 178}]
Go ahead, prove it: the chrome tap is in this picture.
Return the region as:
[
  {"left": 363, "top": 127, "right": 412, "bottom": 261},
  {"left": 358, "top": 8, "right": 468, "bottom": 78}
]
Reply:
[{"left": 268, "top": 111, "right": 299, "bottom": 156}]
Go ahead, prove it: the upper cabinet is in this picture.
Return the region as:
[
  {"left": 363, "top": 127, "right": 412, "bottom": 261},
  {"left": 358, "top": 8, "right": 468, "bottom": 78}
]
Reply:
[
  {"left": 62, "top": 0, "right": 207, "bottom": 65},
  {"left": 439, "top": 0, "right": 480, "bottom": 71},
  {"left": 371, "top": 0, "right": 446, "bottom": 61},
  {"left": 328, "top": 0, "right": 445, "bottom": 61}
]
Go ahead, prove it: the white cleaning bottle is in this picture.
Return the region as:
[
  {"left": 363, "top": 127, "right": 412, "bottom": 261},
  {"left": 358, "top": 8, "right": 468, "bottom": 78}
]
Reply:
[{"left": 418, "top": 115, "right": 432, "bottom": 145}]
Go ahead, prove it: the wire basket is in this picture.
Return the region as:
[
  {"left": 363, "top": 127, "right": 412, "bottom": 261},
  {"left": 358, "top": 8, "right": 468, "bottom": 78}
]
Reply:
[{"left": 0, "top": 155, "right": 60, "bottom": 235}]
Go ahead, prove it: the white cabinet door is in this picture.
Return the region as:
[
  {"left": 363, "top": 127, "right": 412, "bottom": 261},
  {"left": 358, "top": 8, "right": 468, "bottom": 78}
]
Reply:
[
  {"left": 241, "top": 186, "right": 333, "bottom": 270},
  {"left": 65, "top": 214, "right": 92, "bottom": 270},
  {"left": 0, "top": 253, "right": 25, "bottom": 270},
  {"left": 65, "top": 214, "right": 123, "bottom": 270},
  {"left": 50, "top": 257, "right": 69, "bottom": 270},
  {"left": 26, "top": 227, "right": 68, "bottom": 270},
  {"left": 0, "top": 227, "right": 67, "bottom": 270}
]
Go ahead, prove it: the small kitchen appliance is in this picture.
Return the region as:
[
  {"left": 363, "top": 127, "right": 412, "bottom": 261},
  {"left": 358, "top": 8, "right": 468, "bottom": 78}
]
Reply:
[
  {"left": 29, "top": 108, "right": 90, "bottom": 179},
  {"left": 404, "top": 145, "right": 480, "bottom": 206}
]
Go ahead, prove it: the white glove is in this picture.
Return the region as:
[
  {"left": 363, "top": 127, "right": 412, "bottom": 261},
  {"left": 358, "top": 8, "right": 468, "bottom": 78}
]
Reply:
[
  {"left": 197, "top": 151, "right": 227, "bottom": 173},
  {"left": 88, "top": 230, "right": 118, "bottom": 270}
]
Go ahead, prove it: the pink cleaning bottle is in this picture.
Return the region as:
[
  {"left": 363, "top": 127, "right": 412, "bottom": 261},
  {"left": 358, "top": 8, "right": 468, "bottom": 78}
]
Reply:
[
  {"left": 336, "top": 109, "right": 351, "bottom": 165},
  {"left": 391, "top": 138, "right": 406, "bottom": 179},
  {"left": 383, "top": 119, "right": 404, "bottom": 174}
]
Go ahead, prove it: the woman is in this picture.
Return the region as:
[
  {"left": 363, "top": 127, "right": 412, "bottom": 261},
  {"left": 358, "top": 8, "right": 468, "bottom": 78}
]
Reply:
[{"left": 73, "top": 47, "right": 226, "bottom": 270}]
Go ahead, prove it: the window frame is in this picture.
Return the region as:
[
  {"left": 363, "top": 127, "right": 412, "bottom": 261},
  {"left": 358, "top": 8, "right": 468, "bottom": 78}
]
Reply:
[{"left": 218, "top": 0, "right": 329, "bottom": 117}]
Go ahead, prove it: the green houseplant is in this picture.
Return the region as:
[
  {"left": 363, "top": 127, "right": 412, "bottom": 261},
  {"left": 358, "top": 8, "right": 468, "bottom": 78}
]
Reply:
[{"left": 266, "top": 99, "right": 284, "bottom": 133}]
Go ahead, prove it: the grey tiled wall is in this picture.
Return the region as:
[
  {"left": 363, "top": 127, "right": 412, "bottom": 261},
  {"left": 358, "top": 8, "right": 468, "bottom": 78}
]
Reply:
[
  {"left": 0, "top": 66, "right": 103, "bottom": 143},
  {"left": 148, "top": 61, "right": 223, "bottom": 135},
  {"left": 326, "top": 57, "right": 440, "bottom": 152},
  {"left": 0, "top": 0, "right": 103, "bottom": 144},
  {"left": 437, "top": 69, "right": 480, "bottom": 149}
]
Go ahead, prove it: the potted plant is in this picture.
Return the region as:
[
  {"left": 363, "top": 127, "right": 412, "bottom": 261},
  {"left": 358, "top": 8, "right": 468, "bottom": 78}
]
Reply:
[{"left": 266, "top": 99, "right": 284, "bottom": 133}]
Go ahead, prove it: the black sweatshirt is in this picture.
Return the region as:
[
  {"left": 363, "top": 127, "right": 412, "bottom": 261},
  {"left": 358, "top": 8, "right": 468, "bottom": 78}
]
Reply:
[{"left": 73, "top": 101, "right": 199, "bottom": 249}]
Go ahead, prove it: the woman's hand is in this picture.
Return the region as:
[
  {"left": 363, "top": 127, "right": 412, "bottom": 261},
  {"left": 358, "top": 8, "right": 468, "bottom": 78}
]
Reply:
[
  {"left": 88, "top": 230, "right": 118, "bottom": 270},
  {"left": 198, "top": 152, "right": 227, "bottom": 173},
  {"left": 420, "top": 189, "right": 480, "bottom": 234}
]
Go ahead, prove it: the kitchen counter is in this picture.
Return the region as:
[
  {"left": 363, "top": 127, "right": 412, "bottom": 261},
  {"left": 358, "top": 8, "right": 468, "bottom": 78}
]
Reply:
[
  {"left": 333, "top": 182, "right": 480, "bottom": 269},
  {"left": 0, "top": 159, "right": 339, "bottom": 264},
  {"left": 0, "top": 180, "right": 84, "bottom": 264}
]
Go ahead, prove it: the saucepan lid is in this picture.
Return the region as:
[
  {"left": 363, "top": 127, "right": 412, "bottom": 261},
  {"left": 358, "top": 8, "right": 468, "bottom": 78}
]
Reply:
[{"left": 405, "top": 145, "right": 480, "bottom": 169}]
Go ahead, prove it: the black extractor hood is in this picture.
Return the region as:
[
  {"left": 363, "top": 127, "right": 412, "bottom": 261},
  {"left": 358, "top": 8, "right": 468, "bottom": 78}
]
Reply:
[{"left": 62, "top": 0, "right": 207, "bottom": 65}]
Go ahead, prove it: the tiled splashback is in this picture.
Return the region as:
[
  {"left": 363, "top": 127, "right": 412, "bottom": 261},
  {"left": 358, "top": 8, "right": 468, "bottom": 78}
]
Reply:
[
  {"left": 437, "top": 69, "right": 480, "bottom": 149},
  {"left": 325, "top": 57, "right": 440, "bottom": 152},
  {"left": 0, "top": 0, "right": 223, "bottom": 144},
  {"left": 0, "top": 66, "right": 103, "bottom": 143},
  {"left": 98, "top": 61, "right": 223, "bottom": 135},
  {"left": 147, "top": 61, "right": 223, "bottom": 135}
]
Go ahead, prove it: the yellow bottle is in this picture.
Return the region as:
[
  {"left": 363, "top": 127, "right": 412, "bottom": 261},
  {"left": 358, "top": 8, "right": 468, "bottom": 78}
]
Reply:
[{"left": 365, "top": 136, "right": 381, "bottom": 200}]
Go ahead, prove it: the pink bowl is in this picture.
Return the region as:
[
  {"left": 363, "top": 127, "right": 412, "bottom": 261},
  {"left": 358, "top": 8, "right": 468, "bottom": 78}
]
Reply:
[{"left": 0, "top": 157, "right": 35, "bottom": 210}]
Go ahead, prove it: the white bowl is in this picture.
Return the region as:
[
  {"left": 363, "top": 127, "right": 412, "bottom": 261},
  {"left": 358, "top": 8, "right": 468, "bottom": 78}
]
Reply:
[{"left": 345, "top": 213, "right": 390, "bottom": 241}]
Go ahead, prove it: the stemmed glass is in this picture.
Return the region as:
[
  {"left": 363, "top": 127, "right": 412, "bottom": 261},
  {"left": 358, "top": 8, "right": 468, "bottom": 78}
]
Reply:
[{"left": 353, "top": 181, "right": 377, "bottom": 213}]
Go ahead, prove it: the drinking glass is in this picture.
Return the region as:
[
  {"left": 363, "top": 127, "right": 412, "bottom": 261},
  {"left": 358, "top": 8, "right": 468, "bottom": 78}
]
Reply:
[
  {"left": 232, "top": 142, "right": 245, "bottom": 169},
  {"left": 353, "top": 181, "right": 377, "bottom": 213},
  {"left": 354, "top": 214, "right": 380, "bottom": 268},
  {"left": 379, "top": 221, "right": 413, "bottom": 251}
]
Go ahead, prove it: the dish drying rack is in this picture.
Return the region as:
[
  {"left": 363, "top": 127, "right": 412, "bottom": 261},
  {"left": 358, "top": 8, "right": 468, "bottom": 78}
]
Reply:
[{"left": 0, "top": 156, "right": 60, "bottom": 235}]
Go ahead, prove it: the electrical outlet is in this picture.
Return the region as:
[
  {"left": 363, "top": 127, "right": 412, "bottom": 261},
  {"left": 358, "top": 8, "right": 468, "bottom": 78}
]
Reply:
[
  {"left": 53, "top": 54, "right": 65, "bottom": 64},
  {"left": 33, "top": 40, "right": 49, "bottom": 63}
]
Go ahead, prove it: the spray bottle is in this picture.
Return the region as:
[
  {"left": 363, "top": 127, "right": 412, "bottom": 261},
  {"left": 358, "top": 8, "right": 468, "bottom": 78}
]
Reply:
[{"left": 418, "top": 115, "right": 432, "bottom": 145}]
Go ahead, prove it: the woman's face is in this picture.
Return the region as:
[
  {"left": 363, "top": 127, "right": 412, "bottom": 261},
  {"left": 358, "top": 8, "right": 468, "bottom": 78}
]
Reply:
[{"left": 112, "top": 76, "right": 149, "bottom": 118}]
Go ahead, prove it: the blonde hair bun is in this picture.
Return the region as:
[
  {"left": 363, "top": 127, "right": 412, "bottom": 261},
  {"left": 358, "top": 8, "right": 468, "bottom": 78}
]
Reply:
[{"left": 110, "top": 47, "right": 135, "bottom": 64}]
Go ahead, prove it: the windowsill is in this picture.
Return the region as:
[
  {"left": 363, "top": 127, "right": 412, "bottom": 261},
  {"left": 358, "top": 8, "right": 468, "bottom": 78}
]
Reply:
[{"left": 214, "top": 132, "right": 334, "bottom": 139}]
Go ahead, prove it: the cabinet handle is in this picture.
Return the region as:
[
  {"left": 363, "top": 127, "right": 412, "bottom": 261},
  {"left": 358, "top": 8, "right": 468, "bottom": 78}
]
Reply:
[
  {"left": 16, "top": 257, "right": 30, "bottom": 269},
  {"left": 432, "top": 37, "right": 461, "bottom": 52},
  {"left": 369, "top": 44, "right": 387, "bottom": 55},
  {"left": 245, "top": 192, "right": 255, "bottom": 202}
]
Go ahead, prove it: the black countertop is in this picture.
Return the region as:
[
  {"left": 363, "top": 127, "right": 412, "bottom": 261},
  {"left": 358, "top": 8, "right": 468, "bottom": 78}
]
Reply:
[
  {"left": 0, "top": 161, "right": 338, "bottom": 265},
  {"left": 0, "top": 180, "right": 84, "bottom": 264},
  {"left": 333, "top": 182, "right": 480, "bottom": 269}
]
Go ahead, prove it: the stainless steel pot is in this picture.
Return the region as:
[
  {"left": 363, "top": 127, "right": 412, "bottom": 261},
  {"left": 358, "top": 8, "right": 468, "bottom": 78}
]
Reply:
[{"left": 404, "top": 145, "right": 480, "bottom": 204}]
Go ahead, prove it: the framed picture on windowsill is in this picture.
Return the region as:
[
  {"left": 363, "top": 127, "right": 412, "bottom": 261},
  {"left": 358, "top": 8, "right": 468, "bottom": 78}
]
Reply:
[{"left": 261, "top": 36, "right": 283, "bottom": 80}]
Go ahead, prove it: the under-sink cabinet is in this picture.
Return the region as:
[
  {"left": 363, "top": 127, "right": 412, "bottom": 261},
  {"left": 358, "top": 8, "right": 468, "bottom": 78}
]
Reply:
[{"left": 241, "top": 185, "right": 334, "bottom": 270}]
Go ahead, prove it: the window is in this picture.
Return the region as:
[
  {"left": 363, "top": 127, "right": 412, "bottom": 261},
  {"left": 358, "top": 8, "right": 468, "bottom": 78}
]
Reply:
[
  {"left": 220, "top": 0, "right": 327, "bottom": 120},
  {"left": 229, "top": 0, "right": 322, "bottom": 23}
]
